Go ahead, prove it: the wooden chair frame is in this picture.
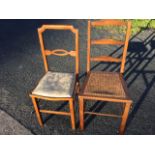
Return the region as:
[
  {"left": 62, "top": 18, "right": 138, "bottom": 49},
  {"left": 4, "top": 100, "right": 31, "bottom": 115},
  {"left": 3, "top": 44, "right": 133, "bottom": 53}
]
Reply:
[
  {"left": 79, "top": 20, "right": 132, "bottom": 134},
  {"left": 30, "top": 25, "right": 79, "bottom": 130}
]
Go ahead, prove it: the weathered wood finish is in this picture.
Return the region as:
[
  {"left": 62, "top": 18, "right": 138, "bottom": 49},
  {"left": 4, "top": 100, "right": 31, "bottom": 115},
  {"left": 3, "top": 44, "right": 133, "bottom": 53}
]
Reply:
[
  {"left": 79, "top": 20, "right": 132, "bottom": 134},
  {"left": 30, "top": 25, "right": 79, "bottom": 130}
]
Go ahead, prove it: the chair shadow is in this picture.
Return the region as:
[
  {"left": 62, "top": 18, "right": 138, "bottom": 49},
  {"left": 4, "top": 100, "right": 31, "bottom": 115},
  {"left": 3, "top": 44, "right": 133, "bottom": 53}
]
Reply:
[
  {"left": 42, "top": 101, "right": 68, "bottom": 124},
  {"left": 75, "top": 101, "right": 107, "bottom": 129},
  {"left": 84, "top": 101, "right": 107, "bottom": 128},
  {"left": 126, "top": 36, "right": 155, "bottom": 127}
]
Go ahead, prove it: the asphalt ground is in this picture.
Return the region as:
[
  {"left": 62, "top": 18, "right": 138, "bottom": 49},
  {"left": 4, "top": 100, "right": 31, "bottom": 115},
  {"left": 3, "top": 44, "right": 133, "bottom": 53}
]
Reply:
[
  {"left": 0, "top": 110, "right": 32, "bottom": 135},
  {"left": 0, "top": 19, "right": 155, "bottom": 134}
]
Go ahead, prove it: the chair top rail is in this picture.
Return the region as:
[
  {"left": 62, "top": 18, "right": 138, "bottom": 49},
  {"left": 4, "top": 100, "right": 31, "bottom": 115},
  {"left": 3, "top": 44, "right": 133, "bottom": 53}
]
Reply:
[
  {"left": 91, "top": 19, "right": 127, "bottom": 27},
  {"left": 38, "top": 25, "right": 77, "bottom": 33}
]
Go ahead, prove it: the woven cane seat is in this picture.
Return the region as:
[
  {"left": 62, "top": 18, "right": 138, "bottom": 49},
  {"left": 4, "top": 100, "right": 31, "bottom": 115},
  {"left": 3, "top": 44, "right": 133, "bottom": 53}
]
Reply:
[{"left": 82, "top": 71, "right": 128, "bottom": 99}]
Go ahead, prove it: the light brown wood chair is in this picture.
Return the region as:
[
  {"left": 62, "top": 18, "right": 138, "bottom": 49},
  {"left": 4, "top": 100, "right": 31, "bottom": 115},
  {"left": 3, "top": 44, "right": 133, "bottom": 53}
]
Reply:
[
  {"left": 30, "top": 25, "right": 79, "bottom": 130},
  {"left": 79, "top": 20, "right": 132, "bottom": 134}
]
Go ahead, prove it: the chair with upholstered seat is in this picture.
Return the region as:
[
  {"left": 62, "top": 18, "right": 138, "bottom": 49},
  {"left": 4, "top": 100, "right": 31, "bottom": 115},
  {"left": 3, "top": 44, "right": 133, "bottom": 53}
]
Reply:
[
  {"left": 79, "top": 20, "right": 132, "bottom": 134},
  {"left": 30, "top": 25, "right": 79, "bottom": 129}
]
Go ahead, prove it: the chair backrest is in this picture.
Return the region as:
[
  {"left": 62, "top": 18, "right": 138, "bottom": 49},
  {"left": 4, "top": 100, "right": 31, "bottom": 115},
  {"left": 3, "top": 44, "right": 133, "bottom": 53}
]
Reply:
[
  {"left": 87, "top": 19, "right": 131, "bottom": 74},
  {"left": 38, "top": 25, "right": 79, "bottom": 77}
]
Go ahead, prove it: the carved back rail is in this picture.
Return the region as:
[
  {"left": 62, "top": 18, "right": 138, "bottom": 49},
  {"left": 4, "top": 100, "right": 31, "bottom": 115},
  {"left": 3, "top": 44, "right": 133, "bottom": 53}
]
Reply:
[{"left": 45, "top": 49, "right": 76, "bottom": 57}]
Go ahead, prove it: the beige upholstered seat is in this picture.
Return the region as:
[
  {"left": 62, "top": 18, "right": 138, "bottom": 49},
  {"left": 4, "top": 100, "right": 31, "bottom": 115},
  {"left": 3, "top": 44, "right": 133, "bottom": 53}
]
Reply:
[{"left": 32, "top": 72, "right": 76, "bottom": 98}]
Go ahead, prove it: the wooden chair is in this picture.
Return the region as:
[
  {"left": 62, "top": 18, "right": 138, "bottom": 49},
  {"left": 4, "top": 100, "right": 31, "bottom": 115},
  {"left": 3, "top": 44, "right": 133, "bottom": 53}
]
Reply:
[
  {"left": 78, "top": 20, "right": 132, "bottom": 134},
  {"left": 30, "top": 25, "right": 79, "bottom": 130}
]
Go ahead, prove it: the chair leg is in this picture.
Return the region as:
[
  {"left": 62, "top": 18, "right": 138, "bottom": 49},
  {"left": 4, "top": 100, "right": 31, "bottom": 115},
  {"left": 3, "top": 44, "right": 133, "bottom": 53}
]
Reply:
[
  {"left": 79, "top": 97, "right": 84, "bottom": 130},
  {"left": 77, "top": 82, "right": 80, "bottom": 95},
  {"left": 31, "top": 96, "right": 43, "bottom": 127},
  {"left": 119, "top": 102, "right": 132, "bottom": 135},
  {"left": 121, "top": 102, "right": 125, "bottom": 115},
  {"left": 69, "top": 99, "right": 75, "bottom": 130}
]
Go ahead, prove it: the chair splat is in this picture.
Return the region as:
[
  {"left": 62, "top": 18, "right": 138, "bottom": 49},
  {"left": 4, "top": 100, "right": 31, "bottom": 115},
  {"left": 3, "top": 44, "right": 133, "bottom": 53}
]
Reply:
[{"left": 45, "top": 49, "right": 76, "bottom": 57}]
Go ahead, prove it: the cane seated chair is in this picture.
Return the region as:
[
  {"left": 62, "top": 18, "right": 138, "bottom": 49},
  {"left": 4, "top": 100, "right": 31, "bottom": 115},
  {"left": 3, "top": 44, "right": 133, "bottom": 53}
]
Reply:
[
  {"left": 30, "top": 25, "right": 79, "bottom": 129},
  {"left": 79, "top": 20, "right": 132, "bottom": 134}
]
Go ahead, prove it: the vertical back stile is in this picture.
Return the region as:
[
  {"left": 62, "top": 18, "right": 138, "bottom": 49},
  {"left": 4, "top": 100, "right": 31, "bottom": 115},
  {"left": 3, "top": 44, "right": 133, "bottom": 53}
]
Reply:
[
  {"left": 87, "top": 20, "right": 91, "bottom": 72},
  {"left": 120, "top": 21, "right": 132, "bottom": 74},
  {"left": 75, "top": 29, "right": 79, "bottom": 81},
  {"left": 38, "top": 28, "right": 49, "bottom": 72}
]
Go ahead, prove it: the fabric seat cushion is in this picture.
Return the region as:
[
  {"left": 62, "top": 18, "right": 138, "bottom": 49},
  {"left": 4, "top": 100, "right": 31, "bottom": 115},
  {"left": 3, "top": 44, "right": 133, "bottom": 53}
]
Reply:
[{"left": 32, "top": 71, "right": 76, "bottom": 98}]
